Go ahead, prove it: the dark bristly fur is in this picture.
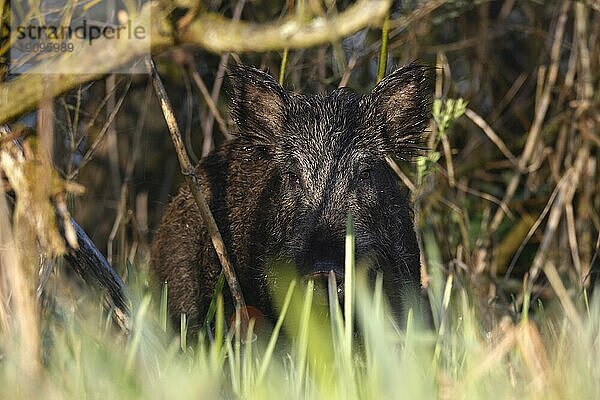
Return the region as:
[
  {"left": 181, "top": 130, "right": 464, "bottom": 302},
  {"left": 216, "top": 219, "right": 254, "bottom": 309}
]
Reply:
[{"left": 151, "top": 64, "right": 432, "bottom": 333}]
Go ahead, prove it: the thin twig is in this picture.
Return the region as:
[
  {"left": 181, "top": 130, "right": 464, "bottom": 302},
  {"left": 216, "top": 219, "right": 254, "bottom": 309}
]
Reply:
[
  {"left": 338, "top": 56, "right": 358, "bottom": 88},
  {"left": 565, "top": 201, "right": 582, "bottom": 278},
  {"left": 201, "top": 0, "right": 247, "bottom": 157},
  {"left": 106, "top": 75, "right": 122, "bottom": 199},
  {"left": 464, "top": 108, "right": 518, "bottom": 166},
  {"left": 146, "top": 58, "right": 249, "bottom": 326},
  {"left": 107, "top": 184, "right": 127, "bottom": 266},
  {"left": 385, "top": 156, "right": 416, "bottom": 193},
  {"left": 543, "top": 259, "right": 582, "bottom": 329},
  {"left": 440, "top": 134, "right": 455, "bottom": 187},
  {"left": 68, "top": 79, "right": 132, "bottom": 180},
  {"left": 503, "top": 171, "right": 568, "bottom": 279},
  {"left": 185, "top": 58, "right": 228, "bottom": 138},
  {"left": 437, "top": 166, "right": 512, "bottom": 218},
  {"left": 528, "top": 146, "right": 589, "bottom": 283}
]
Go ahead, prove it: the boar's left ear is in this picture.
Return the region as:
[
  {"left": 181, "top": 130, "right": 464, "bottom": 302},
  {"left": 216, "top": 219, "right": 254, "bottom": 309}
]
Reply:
[
  {"left": 228, "top": 65, "right": 289, "bottom": 146},
  {"left": 368, "top": 64, "right": 431, "bottom": 158}
]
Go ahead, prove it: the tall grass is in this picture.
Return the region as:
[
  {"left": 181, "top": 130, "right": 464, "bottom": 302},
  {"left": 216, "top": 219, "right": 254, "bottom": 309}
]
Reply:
[{"left": 0, "top": 220, "right": 599, "bottom": 399}]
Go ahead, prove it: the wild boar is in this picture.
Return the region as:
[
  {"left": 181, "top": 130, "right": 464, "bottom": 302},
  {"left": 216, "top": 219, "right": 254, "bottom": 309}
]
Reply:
[{"left": 151, "top": 64, "right": 431, "bottom": 333}]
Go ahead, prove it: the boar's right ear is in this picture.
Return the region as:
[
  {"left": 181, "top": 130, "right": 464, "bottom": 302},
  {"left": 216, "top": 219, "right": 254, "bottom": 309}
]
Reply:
[
  {"left": 368, "top": 64, "right": 431, "bottom": 159},
  {"left": 228, "top": 65, "right": 288, "bottom": 146}
]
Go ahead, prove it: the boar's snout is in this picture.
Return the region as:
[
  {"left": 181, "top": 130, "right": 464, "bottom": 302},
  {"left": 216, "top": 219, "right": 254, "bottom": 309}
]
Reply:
[
  {"left": 301, "top": 228, "right": 345, "bottom": 272},
  {"left": 300, "top": 228, "right": 346, "bottom": 305},
  {"left": 304, "top": 269, "right": 345, "bottom": 306}
]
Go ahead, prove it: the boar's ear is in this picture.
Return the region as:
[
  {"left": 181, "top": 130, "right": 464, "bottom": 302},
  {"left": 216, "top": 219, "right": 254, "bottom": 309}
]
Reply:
[
  {"left": 368, "top": 64, "right": 431, "bottom": 158},
  {"left": 228, "top": 65, "right": 288, "bottom": 146}
]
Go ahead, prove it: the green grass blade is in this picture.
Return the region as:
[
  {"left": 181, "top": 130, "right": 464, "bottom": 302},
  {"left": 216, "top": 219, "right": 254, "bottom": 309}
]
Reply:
[
  {"left": 344, "top": 214, "right": 355, "bottom": 356},
  {"left": 257, "top": 279, "right": 296, "bottom": 383},
  {"left": 160, "top": 280, "right": 168, "bottom": 333}
]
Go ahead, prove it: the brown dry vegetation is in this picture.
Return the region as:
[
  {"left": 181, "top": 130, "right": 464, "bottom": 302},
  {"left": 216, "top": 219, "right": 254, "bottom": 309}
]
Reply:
[{"left": 0, "top": 1, "right": 599, "bottom": 398}]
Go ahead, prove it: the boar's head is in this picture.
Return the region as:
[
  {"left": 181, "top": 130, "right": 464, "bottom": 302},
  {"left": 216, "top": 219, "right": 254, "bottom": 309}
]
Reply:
[{"left": 228, "top": 64, "right": 430, "bottom": 320}]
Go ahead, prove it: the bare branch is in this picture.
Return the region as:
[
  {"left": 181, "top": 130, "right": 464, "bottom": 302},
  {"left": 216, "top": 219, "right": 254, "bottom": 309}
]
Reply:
[
  {"left": 0, "top": 0, "right": 390, "bottom": 125},
  {"left": 182, "top": 0, "right": 390, "bottom": 53},
  {"left": 146, "top": 58, "right": 249, "bottom": 327}
]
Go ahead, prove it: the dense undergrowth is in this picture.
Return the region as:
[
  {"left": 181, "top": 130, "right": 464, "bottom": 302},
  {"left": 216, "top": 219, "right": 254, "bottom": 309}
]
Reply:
[
  {"left": 1, "top": 232, "right": 600, "bottom": 399},
  {"left": 0, "top": 1, "right": 599, "bottom": 399}
]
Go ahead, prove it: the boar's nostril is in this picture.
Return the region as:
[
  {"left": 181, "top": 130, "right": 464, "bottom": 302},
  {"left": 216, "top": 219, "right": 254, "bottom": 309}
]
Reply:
[
  {"left": 304, "top": 268, "right": 344, "bottom": 306},
  {"left": 312, "top": 260, "right": 340, "bottom": 273}
]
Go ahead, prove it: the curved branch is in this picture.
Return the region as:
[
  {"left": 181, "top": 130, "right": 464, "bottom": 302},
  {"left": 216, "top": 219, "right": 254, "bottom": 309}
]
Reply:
[
  {"left": 0, "top": 0, "right": 390, "bottom": 124},
  {"left": 182, "top": 0, "right": 391, "bottom": 52}
]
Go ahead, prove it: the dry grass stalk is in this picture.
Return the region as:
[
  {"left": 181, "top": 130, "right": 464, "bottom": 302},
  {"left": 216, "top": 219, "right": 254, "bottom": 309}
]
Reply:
[
  {"left": 462, "top": 321, "right": 516, "bottom": 388},
  {"left": 515, "top": 321, "right": 551, "bottom": 393},
  {"left": 0, "top": 191, "right": 41, "bottom": 377},
  {"left": 487, "top": 0, "right": 571, "bottom": 237},
  {"left": 527, "top": 138, "right": 590, "bottom": 283}
]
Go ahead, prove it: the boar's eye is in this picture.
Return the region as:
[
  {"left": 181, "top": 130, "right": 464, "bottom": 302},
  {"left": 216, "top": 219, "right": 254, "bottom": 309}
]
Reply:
[
  {"left": 283, "top": 171, "right": 300, "bottom": 187},
  {"left": 359, "top": 169, "right": 371, "bottom": 181}
]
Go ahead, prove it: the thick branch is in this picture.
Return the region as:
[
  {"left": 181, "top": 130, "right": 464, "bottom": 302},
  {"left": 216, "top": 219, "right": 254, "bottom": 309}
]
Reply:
[
  {"left": 0, "top": 0, "right": 390, "bottom": 124},
  {"left": 182, "top": 0, "right": 391, "bottom": 52}
]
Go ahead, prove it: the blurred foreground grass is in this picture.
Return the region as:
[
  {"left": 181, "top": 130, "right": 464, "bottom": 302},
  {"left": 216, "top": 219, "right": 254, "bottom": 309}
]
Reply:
[{"left": 0, "top": 224, "right": 599, "bottom": 400}]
